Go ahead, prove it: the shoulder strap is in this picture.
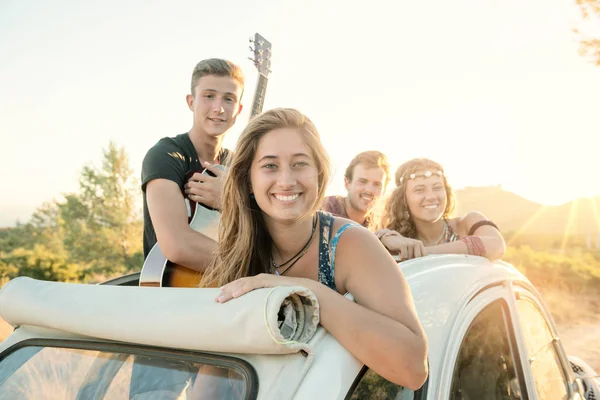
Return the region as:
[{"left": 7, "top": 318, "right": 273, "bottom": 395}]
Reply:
[
  {"left": 445, "top": 220, "right": 460, "bottom": 243},
  {"left": 317, "top": 211, "right": 359, "bottom": 292},
  {"left": 330, "top": 223, "right": 357, "bottom": 276},
  {"left": 317, "top": 211, "right": 336, "bottom": 291}
]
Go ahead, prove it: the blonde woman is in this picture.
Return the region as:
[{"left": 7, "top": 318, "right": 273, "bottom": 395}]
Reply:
[
  {"left": 375, "top": 158, "right": 506, "bottom": 261},
  {"left": 201, "top": 108, "right": 428, "bottom": 389}
]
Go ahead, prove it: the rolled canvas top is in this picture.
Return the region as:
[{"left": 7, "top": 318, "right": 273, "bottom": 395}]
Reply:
[{"left": 0, "top": 277, "right": 320, "bottom": 355}]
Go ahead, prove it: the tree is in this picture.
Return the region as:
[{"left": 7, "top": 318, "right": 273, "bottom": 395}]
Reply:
[
  {"left": 0, "top": 245, "right": 80, "bottom": 282},
  {"left": 0, "top": 142, "right": 144, "bottom": 284},
  {"left": 575, "top": 0, "right": 600, "bottom": 65},
  {"left": 65, "top": 141, "right": 143, "bottom": 277}
]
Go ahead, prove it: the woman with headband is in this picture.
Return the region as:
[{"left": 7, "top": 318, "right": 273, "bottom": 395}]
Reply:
[{"left": 375, "top": 158, "right": 506, "bottom": 261}]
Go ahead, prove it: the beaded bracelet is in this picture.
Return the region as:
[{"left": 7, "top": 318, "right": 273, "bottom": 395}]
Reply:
[{"left": 459, "top": 236, "right": 486, "bottom": 257}]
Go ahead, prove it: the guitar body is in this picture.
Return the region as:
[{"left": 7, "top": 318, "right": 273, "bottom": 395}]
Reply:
[
  {"left": 139, "top": 201, "right": 221, "bottom": 288},
  {"left": 139, "top": 32, "right": 272, "bottom": 288},
  {"left": 139, "top": 245, "right": 203, "bottom": 288}
]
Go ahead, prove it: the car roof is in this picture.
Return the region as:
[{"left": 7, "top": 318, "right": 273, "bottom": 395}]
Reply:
[{"left": 402, "top": 254, "right": 527, "bottom": 297}]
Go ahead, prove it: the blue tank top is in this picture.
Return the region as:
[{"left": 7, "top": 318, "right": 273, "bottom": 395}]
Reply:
[{"left": 316, "top": 210, "right": 358, "bottom": 292}]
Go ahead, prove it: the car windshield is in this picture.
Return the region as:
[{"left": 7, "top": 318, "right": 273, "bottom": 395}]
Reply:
[{"left": 0, "top": 344, "right": 253, "bottom": 399}]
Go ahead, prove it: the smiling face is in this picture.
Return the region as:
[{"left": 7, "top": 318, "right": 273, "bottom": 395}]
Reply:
[
  {"left": 344, "top": 163, "right": 386, "bottom": 214},
  {"left": 186, "top": 75, "right": 243, "bottom": 138},
  {"left": 405, "top": 171, "right": 448, "bottom": 223},
  {"left": 249, "top": 128, "right": 319, "bottom": 223}
]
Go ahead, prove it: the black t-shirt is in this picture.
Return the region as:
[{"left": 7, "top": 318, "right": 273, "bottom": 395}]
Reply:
[{"left": 141, "top": 133, "right": 231, "bottom": 258}]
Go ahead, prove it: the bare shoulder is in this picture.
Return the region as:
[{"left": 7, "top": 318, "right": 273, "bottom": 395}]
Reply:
[
  {"left": 451, "top": 211, "right": 491, "bottom": 236},
  {"left": 330, "top": 217, "right": 377, "bottom": 245},
  {"left": 331, "top": 216, "right": 394, "bottom": 264},
  {"left": 331, "top": 215, "right": 361, "bottom": 230},
  {"left": 328, "top": 216, "right": 406, "bottom": 296}
]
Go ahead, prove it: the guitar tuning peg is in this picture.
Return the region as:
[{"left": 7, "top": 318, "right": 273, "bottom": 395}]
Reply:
[
  {"left": 249, "top": 36, "right": 254, "bottom": 43},
  {"left": 249, "top": 45, "right": 254, "bottom": 52}
]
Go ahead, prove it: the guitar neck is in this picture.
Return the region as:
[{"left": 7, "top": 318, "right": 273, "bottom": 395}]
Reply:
[{"left": 250, "top": 73, "right": 269, "bottom": 120}]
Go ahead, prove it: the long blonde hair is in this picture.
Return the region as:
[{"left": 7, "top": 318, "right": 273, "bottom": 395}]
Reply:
[
  {"left": 200, "top": 108, "right": 331, "bottom": 287},
  {"left": 375, "top": 158, "right": 455, "bottom": 238}
]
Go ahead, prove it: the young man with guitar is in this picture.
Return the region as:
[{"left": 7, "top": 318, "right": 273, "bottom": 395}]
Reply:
[
  {"left": 140, "top": 35, "right": 272, "bottom": 288},
  {"left": 141, "top": 58, "right": 244, "bottom": 278},
  {"left": 132, "top": 41, "right": 271, "bottom": 400},
  {"left": 132, "top": 58, "right": 245, "bottom": 399}
]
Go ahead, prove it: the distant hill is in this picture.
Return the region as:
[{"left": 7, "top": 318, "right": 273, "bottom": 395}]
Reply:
[{"left": 454, "top": 186, "right": 600, "bottom": 236}]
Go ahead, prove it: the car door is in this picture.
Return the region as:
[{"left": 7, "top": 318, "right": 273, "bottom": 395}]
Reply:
[
  {"left": 437, "top": 284, "right": 527, "bottom": 399},
  {"left": 510, "top": 284, "right": 583, "bottom": 400}
]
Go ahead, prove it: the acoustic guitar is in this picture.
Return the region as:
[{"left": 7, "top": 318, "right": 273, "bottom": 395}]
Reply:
[{"left": 138, "top": 33, "right": 273, "bottom": 288}]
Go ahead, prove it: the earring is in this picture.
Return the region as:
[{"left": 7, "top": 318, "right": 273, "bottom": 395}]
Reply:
[
  {"left": 250, "top": 193, "right": 255, "bottom": 200},
  {"left": 404, "top": 210, "right": 410, "bottom": 219}
]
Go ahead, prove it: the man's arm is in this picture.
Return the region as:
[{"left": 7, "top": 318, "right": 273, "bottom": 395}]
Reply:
[{"left": 146, "top": 178, "right": 217, "bottom": 272}]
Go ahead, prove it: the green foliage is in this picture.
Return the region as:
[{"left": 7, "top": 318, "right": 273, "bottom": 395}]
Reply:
[
  {"left": 0, "top": 142, "right": 143, "bottom": 284},
  {"left": 575, "top": 0, "right": 600, "bottom": 66},
  {"left": 503, "top": 229, "right": 600, "bottom": 293},
  {"left": 504, "top": 245, "right": 600, "bottom": 292},
  {"left": 0, "top": 245, "right": 80, "bottom": 282},
  {"left": 505, "top": 231, "right": 600, "bottom": 253},
  {"left": 350, "top": 369, "right": 405, "bottom": 400}
]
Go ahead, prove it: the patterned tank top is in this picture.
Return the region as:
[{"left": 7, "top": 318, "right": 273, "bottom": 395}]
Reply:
[
  {"left": 444, "top": 219, "right": 460, "bottom": 243},
  {"left": 316, "top": 210, "right": 357, "bottom": 292}
]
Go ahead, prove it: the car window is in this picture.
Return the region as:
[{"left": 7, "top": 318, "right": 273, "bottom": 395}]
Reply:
[
  {"left": 517, "top": 298, "right": 569, "bottom": 400},
  {"left": 0, "top": 344, "right": 255, "bottom": 399},
  {"left": 348, "top": 368, "right": 414, "bottom": 400},
  {"left": 450, "top": 300, "right": 524, "bottom": 399}
]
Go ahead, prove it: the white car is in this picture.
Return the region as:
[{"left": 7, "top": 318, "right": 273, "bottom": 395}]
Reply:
[{"left": 0, "top": 255, "right": 597, "bottom": 399}]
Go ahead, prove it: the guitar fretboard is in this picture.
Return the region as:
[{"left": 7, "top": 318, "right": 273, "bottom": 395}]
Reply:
[{"left": 250, "top": 73, "right": 269, "bottom": 119}]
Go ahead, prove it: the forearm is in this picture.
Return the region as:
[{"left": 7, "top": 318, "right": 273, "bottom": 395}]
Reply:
[
  {"left": 165, "top": 230, "right": 218, "bottom": 272},
  {"left": 300, "top": 279, "right": 427, "bottom": 389},
  {"left": 425, "top": 235, "right": 505, "bottom": 260},
  {"left": 147, "top": 179, "right": 219, "bottom": 272}
]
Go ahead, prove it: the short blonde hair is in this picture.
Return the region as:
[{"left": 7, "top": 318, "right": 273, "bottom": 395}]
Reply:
[{"left": 190, "top": 58, "right": 245, "bottom": 96}]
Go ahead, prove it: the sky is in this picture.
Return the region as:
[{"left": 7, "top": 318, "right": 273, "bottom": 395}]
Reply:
[{"left": 1, "top": 0, "right": 599, "bottom": 227}]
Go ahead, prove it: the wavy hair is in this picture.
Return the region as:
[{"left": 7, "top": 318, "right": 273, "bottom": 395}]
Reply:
[
  {"left": 200, "top": 108, "right": 331, "bottom": 287},
  {"left": 375, "top": 158, "right": 455, "bottom": 238},
  {"left": 344, "top": 150, "right": 391, "bottom": 189}
]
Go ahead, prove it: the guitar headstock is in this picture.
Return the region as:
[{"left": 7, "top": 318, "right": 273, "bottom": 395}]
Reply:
[{"left": 248, "top": 33, "right": 272, "bottom": 77}]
